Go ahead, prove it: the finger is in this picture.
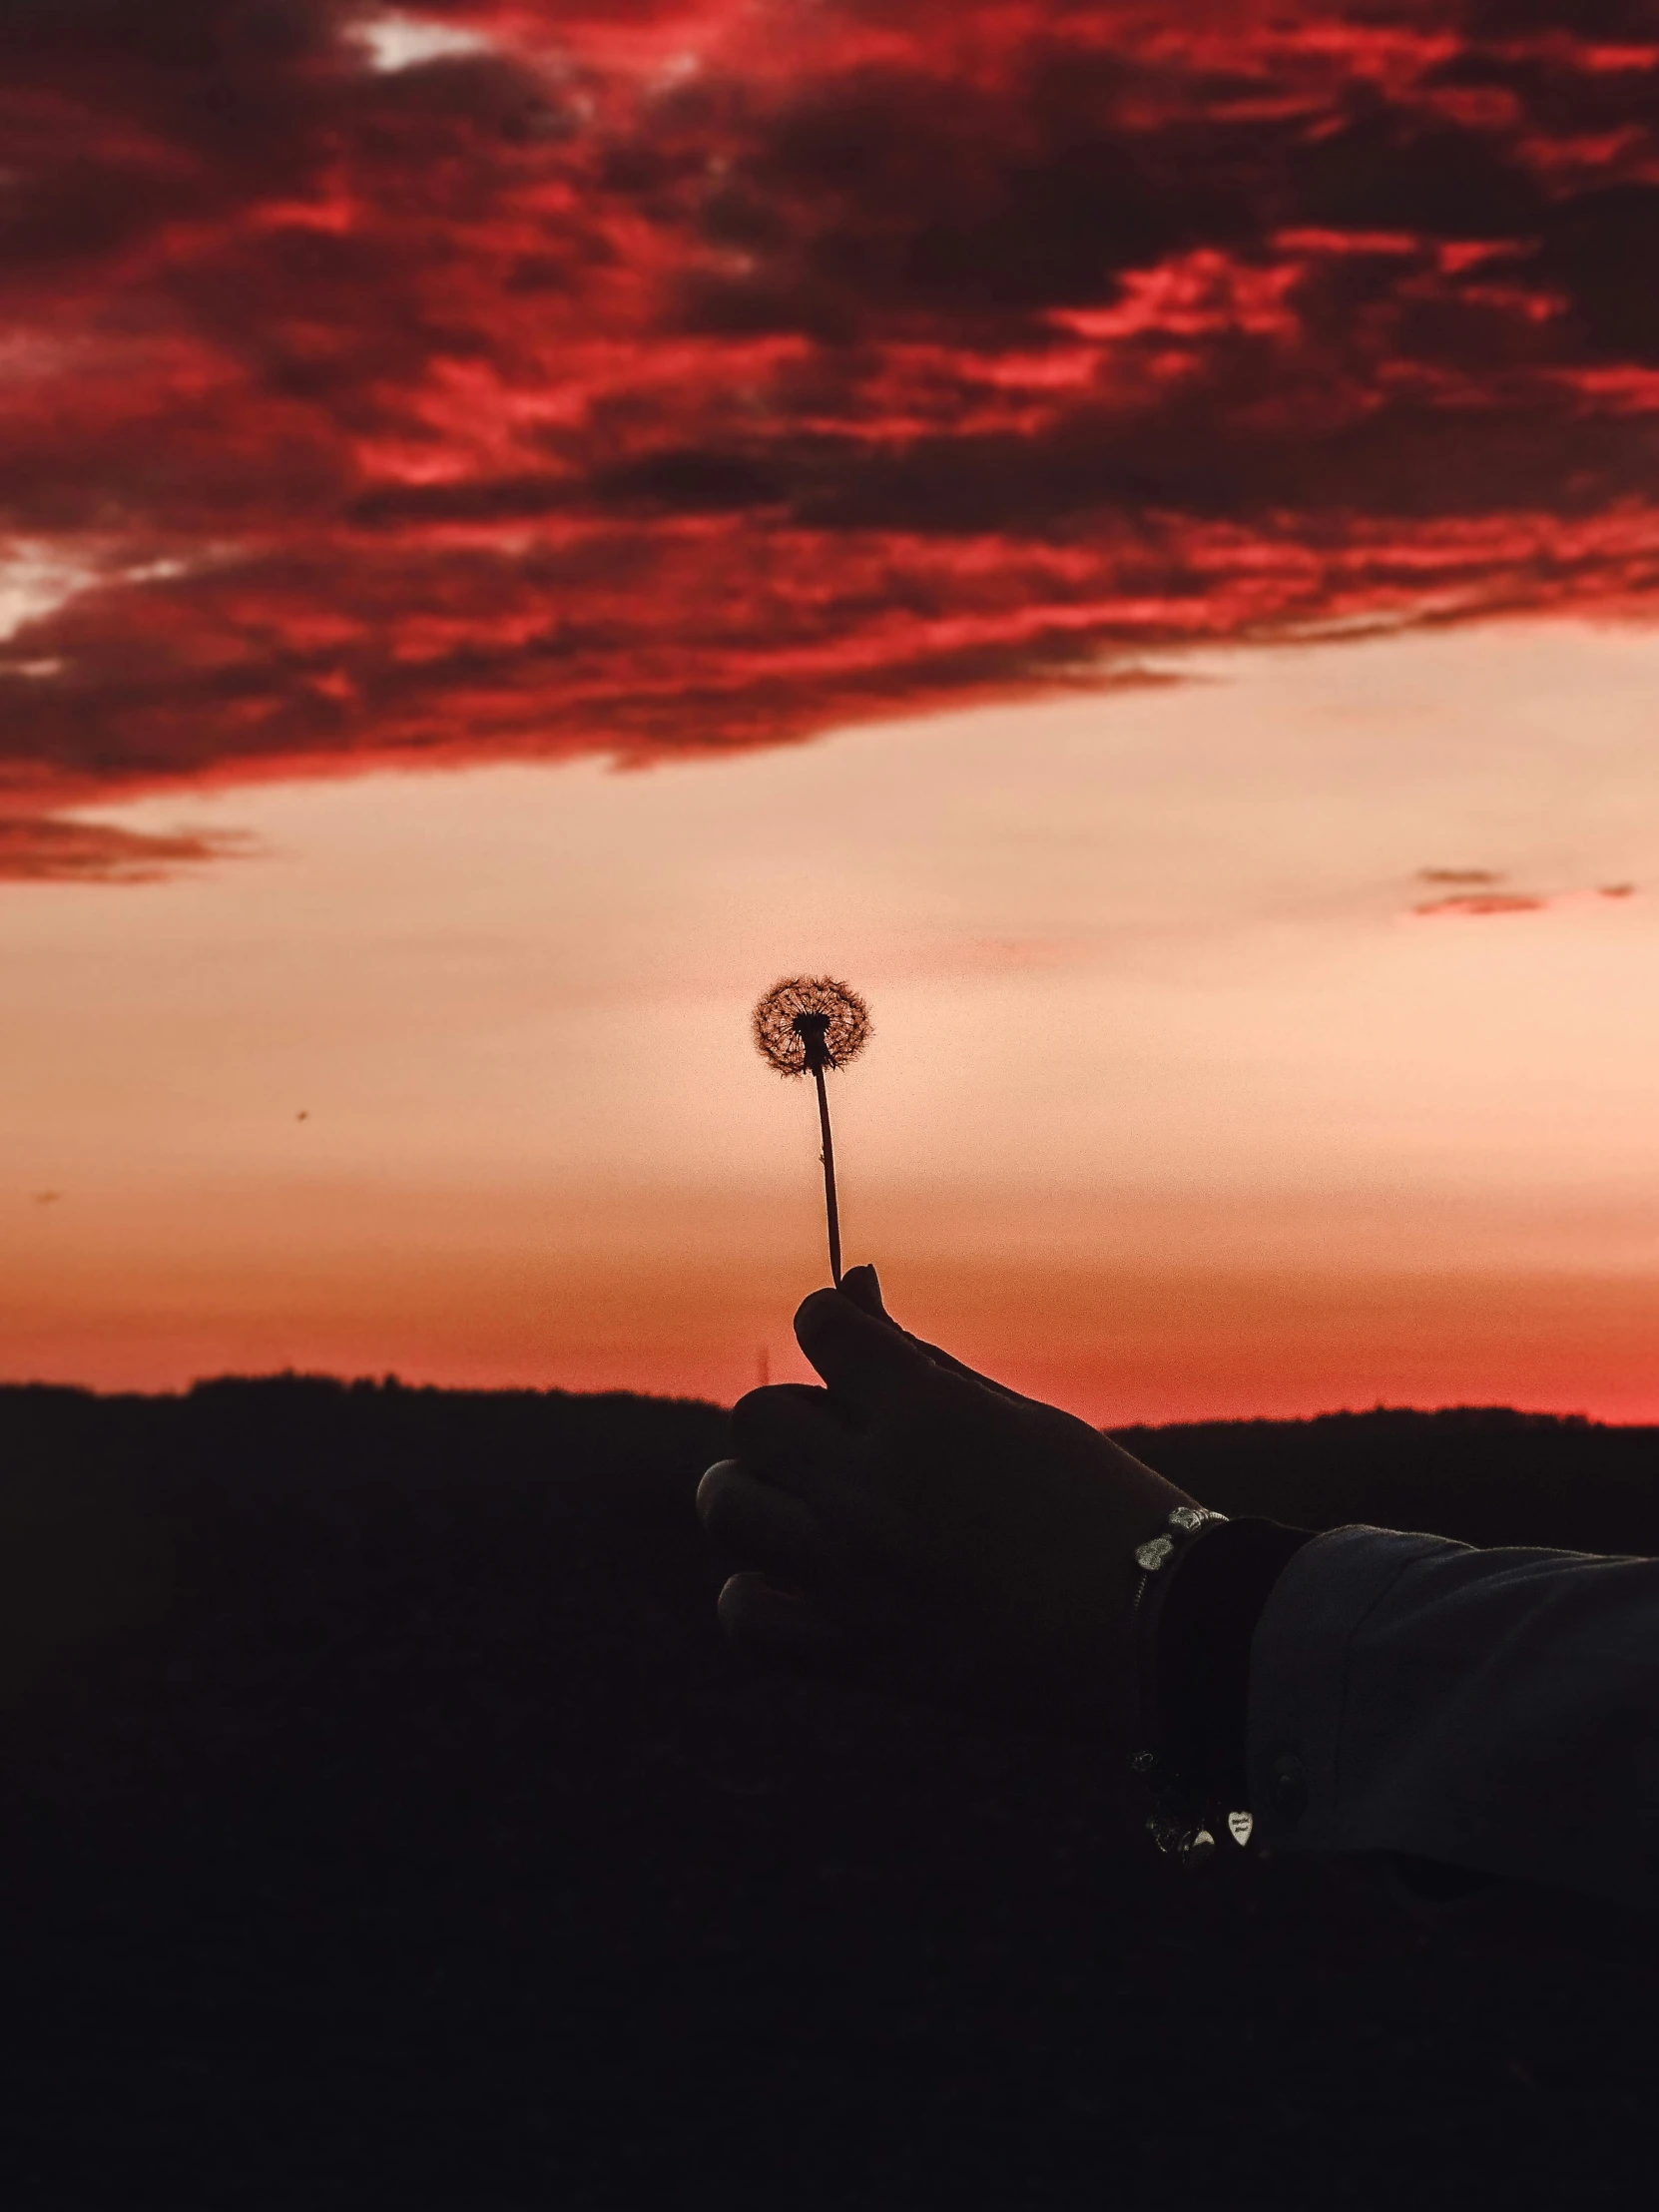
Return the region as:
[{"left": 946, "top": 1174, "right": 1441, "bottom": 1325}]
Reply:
[
  {"left": 833, "top": 1265, "right": 1027, "bottom": 1403},
  {"left": 696, "top": 1459, "right": 840, "bottom": 1585},
  {"left": 838, "top": 1263, "right": 889, "bottom": 1320},
  {"left": 793, "top": 1287, "right": 942, "bottom": 1413},
  {"left": 729, "top": 1383, "right": 863, "bottom": 1502},
  {"left": 716, "top": 1572, "right": 847, "bottom": 1660}
]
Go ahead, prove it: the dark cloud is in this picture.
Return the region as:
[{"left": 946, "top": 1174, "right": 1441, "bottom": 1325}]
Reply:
[
  {"left": 2, "top": 0, "right": 1659, "bottom": 867},
  {"left": 1538, "top": 187, "right": 1659, "bottom": 361}
]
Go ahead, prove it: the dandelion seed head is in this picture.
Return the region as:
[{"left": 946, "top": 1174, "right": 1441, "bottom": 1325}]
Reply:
[{"left": 753, "top": 975, "right": 871, "bottom": 1076}]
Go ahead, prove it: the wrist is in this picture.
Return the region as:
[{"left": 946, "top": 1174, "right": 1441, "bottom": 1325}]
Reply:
[{"left": 1126, "top": 1511, "right": 1315, "bottom": 1870}]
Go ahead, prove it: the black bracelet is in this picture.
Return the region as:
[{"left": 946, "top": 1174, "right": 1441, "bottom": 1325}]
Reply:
[{"left": 1125, "top": 1505, "right": 1254, "bottom": 1874}]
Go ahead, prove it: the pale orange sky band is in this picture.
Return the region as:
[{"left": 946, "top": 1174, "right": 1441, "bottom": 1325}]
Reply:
[{"left": 3, "top": 620, "right": 1658, "bottom": 1422}]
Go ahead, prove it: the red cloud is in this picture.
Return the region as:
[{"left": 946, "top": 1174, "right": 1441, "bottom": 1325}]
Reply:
[
  {"left": 1413, "top": 891, "right": 1550, "bottom": 916},
  {"left": 3, "top": 2, "right": 1659, "bottom": 874},
  {"left": 1410, "top": 882, "right": 1642, "bottom": 916},
  {"left": 0, "top": 813, "right": 252, "bottom": 885}
]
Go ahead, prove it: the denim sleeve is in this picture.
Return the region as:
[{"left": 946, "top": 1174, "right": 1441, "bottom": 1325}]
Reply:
[{"left": 1247, "top": 1526, "right": 1659, "bottom": 1912}]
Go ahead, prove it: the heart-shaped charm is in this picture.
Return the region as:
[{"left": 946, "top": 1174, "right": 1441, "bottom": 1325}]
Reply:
[{"left": 1227, "top": 1809, "right": 1254, "bottom": 1848}]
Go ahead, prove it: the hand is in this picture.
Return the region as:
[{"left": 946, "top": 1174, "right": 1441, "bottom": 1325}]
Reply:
[{"left": 697, "top": 1266, "right": 1196, "bottom": 1736}]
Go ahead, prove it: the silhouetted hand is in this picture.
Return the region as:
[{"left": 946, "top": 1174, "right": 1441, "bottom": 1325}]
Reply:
[{"left": 697, "top": 1265, "right": 1196, "bottom": 1736}]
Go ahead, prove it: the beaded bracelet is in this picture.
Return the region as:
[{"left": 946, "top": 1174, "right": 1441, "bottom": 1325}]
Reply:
[{"left": 1126, "top": 1504, "right": 1255, "bottom": 1873}]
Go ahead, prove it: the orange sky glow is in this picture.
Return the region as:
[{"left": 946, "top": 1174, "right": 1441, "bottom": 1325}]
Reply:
[{"left": 5, "top": 620, "right": 1658, "bottom": 1421}]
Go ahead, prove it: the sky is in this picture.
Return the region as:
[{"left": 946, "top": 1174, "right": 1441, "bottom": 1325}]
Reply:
[{"left": 3, "top": 2, "right": 1659, "bottom": 1418}]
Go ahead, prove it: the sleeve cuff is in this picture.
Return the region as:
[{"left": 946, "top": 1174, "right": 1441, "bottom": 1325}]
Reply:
[{"left": 1246, "top": 1524, "right": 1465, "bottom": 1852}]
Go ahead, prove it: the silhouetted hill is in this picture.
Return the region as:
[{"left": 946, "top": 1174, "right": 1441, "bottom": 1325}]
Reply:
[{"left": 1, "top": 1378, "right": 1656, "bottom": 2209}]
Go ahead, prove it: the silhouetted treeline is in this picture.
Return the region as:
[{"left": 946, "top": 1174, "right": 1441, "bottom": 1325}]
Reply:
[
  {"left": 1, "top": 1376, "right": 1656, "bottom": 2209},
  {"left": 1115, "top": 1403, "right": 1659, "bottom": 1555}
]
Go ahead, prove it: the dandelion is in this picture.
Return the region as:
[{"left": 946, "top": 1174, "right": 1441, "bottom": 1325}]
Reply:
[{"left": 752, "top": 975, "right": 871, "bottom": 1288}]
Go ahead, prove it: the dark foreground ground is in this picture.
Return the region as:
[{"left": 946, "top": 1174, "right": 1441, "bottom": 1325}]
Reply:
[{"left": 2, "top": 1381, "right": 1657, "bottom": 2209}]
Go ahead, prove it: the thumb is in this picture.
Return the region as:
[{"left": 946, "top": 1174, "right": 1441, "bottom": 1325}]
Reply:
[
  {"left": 830, "top": 1264, "right": 1029, "bottom": 1406},
  {"left": 838, "top": 1263, "right": 889, "bottom": 1321},
  {"left": 794, "top": 1285, "right": 941, "bottom": 1412}
]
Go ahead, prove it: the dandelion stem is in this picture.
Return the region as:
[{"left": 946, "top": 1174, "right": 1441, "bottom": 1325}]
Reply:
[{"left": 812, "top": 1061, "right": 843, "bottom": 1289}]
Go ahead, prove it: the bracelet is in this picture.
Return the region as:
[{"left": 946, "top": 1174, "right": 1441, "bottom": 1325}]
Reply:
[{"left": 1125, "top": 1504, "right": 1255, "bottom": 1873}]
